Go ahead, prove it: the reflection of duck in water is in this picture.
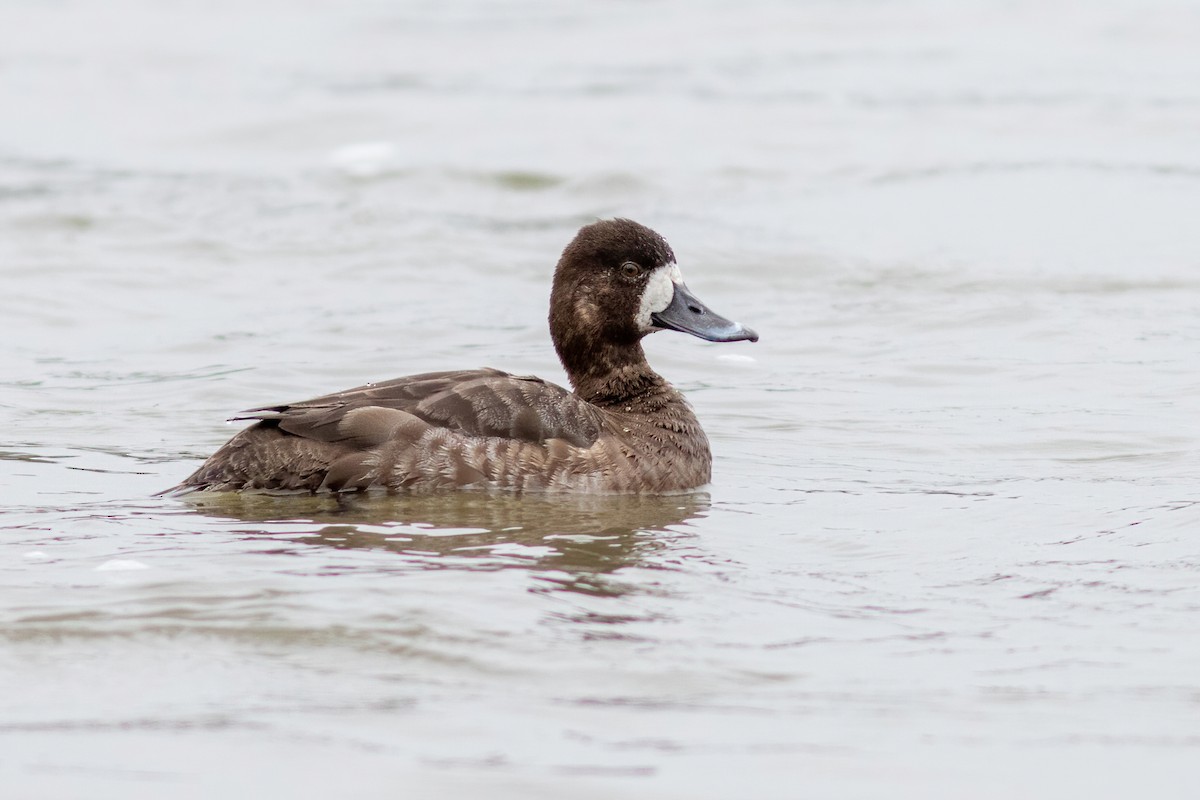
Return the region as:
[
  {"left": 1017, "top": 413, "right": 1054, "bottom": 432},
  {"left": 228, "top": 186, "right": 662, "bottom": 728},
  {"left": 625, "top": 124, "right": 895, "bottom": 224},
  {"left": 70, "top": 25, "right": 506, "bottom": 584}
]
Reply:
[
  {"left": 183, "top": 491, "right": 710, "bottom": 593},
  {"left": 167, "top": 219, "right": 756, "bottom": 494}
]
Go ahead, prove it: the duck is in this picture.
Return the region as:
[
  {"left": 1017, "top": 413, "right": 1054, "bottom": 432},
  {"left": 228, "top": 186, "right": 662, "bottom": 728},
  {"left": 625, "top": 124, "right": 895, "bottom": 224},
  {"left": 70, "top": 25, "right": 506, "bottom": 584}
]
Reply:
[{"left": 167, "top": 218, "right": 757, "bottom": 495}]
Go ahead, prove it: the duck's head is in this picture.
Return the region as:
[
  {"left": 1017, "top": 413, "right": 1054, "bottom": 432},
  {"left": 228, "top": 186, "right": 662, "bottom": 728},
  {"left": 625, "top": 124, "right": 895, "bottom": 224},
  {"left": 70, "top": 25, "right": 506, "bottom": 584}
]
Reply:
[{"left": 549, "top": 219, "right": 758, "bottom": 370}]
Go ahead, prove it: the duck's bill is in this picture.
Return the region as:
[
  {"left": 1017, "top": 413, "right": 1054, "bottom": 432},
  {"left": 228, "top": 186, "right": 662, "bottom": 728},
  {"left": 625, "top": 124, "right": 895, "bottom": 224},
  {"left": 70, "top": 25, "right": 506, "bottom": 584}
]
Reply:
[{"left": 651, "top": 282, "right": 759, "bottom": 343}]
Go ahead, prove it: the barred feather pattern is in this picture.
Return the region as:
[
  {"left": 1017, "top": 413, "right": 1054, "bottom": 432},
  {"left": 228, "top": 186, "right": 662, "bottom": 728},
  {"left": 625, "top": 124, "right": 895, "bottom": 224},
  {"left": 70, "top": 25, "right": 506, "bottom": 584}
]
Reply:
[{"left": 171, "top": 368, "right": 712, "bottom": 494}]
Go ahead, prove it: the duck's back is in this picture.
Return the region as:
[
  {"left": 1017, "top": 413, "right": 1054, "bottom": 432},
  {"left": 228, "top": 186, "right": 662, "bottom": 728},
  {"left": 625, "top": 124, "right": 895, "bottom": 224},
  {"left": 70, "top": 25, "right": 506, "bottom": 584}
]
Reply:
[{"left": 173, "top": 369, "right": 614, "bottom": 493}]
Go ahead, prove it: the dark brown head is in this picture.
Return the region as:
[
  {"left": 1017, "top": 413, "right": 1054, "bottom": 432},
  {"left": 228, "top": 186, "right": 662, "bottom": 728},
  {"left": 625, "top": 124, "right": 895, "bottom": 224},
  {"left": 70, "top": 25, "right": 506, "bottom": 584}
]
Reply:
[{"left": 549, "top": 218, "right": 757, "bottom": 388}]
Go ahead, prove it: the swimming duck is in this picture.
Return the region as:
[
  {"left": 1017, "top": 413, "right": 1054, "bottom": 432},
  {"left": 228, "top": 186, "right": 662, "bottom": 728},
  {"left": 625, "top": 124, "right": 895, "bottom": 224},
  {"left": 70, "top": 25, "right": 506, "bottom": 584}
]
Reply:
[{"left": 168, "top": 218, "right": 757, "bottom": 494}]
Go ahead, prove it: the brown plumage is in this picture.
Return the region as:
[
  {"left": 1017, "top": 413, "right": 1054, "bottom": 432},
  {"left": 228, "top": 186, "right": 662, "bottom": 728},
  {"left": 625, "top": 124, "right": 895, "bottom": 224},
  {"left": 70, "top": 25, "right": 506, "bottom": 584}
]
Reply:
[{"left": 167, "top": 219, "right": 757, "bottom": 495}]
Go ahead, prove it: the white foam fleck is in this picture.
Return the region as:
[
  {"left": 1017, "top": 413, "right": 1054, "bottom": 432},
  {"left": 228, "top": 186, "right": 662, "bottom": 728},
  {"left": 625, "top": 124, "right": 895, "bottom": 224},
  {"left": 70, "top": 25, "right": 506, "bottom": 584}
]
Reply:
[
  {"left": 24, "top": 551, "right": 49, "bottom": 560},
  {"left": 328, "top": 141, "right": 398, "bottom": 177},
  {"left": 716, "top": 353, "right": 757, "bottom": 363},
  {"left": 95, "top": 559, "right": 151, "bottom": 572}
]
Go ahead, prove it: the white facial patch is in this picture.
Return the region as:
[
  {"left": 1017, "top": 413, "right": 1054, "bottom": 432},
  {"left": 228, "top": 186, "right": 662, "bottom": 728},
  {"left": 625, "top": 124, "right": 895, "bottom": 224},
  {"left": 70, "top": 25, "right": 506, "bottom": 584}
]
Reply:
[{"left": 636, "top": 263, "right": 683, "bottom": 332}]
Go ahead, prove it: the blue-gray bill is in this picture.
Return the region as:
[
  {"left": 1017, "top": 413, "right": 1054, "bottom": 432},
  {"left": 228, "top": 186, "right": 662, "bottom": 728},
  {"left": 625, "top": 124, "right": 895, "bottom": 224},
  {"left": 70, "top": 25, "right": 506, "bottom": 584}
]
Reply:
[{"left": 651, "top": 282, "right": 759, "bottom": 343}]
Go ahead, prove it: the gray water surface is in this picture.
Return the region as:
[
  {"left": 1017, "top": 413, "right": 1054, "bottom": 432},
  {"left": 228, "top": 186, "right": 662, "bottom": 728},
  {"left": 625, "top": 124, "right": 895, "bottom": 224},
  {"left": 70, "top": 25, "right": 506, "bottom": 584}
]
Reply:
[{"left": 3, "top": 1, "right": 1200, "bottom": 798}]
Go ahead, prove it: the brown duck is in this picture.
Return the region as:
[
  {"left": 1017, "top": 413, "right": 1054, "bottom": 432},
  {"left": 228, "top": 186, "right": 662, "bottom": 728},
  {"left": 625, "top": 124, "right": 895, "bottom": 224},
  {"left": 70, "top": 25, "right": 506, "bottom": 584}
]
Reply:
[{"left": 168, "top": 219, "right": 757, "bottom": 495}]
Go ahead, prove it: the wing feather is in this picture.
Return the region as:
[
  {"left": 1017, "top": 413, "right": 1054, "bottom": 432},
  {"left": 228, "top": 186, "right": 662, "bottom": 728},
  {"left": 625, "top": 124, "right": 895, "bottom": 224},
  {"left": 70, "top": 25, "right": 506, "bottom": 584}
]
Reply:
[{"left": 234, "top": 369, "right": 602, "bottom": 448}]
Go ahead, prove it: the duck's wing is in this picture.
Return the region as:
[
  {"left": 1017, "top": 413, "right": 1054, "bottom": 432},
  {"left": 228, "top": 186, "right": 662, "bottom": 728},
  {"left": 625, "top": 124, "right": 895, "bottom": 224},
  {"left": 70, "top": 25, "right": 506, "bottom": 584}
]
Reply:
[{"left": 235, "top": 368, "right": 603, "bottom": 449}]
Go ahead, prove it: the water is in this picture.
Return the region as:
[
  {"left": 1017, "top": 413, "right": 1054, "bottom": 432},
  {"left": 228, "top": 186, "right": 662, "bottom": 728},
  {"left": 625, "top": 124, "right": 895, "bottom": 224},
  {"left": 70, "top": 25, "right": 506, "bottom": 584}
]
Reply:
[{"left": 3, "top": 0, "right": 1200, "bottom": 797}]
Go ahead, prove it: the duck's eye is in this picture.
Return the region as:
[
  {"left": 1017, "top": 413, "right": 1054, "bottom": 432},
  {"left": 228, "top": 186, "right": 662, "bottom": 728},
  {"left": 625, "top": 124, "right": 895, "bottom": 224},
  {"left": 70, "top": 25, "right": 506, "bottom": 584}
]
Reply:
[{"left": 620, "top": 262, "right": 642, "bottom": 278}]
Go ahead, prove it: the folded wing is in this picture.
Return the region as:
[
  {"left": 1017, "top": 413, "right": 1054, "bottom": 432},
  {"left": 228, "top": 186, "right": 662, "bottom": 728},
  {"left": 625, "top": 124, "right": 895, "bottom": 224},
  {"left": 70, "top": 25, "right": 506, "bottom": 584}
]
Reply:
[{"left": 236, "top": 368, "right": 602, "bottom": 449}]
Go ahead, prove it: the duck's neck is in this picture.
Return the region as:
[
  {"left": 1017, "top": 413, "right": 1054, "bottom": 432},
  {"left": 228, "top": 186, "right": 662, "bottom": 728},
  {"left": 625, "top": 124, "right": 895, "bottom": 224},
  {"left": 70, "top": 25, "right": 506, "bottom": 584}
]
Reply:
[{"left": 555, "top": 337, "right": 673, "bottom": 409}]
